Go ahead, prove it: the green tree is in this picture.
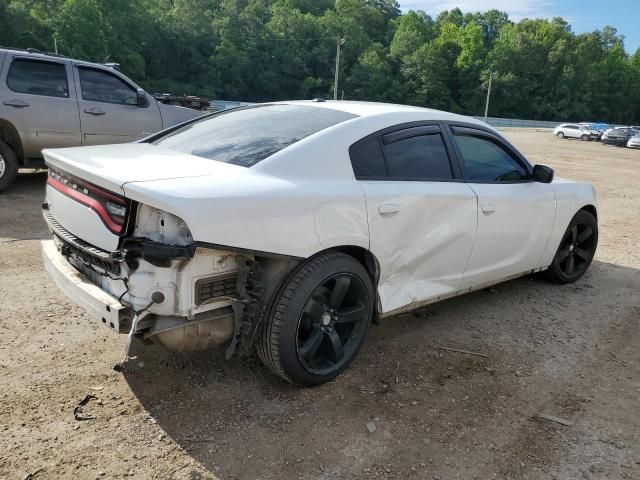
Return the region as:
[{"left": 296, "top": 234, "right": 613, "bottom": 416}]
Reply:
[
  {"left": 0, "top": 1, "right": 638, "bottom": 123},
  {"left": 52, "top": 0, "right": 109, "bottom": 61}
]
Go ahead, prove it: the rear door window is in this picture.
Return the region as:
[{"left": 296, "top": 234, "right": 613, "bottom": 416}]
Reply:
[
  {"left": 6, "top": 59, "right": 69, "bottom": 98},
  {"left": 382, "top": 130, "right": 453, "bottom": 180},
  {"left": 384, "top": 133, "right": 453, "bottom": 180},
  {"left": 349, "top": 125, "right": 454, "bottom": 180},
  {"left": 152, "top": 105, "right": 357, "bottom": 167}
]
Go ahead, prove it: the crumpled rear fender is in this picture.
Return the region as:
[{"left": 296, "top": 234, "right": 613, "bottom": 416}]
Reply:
[{"left": 123, "top": 175, "right": 369, "bottom": 259}]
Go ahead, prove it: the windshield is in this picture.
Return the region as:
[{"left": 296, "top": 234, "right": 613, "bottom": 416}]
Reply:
[{"left": 151, "top": 104, "right": 357, "bottom": 167}]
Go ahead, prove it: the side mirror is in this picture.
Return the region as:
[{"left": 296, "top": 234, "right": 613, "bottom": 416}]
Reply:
[
  {"left": 533, "top": 164, "right": 554, "bottom": 183},
  {"left": 136, "top": 88, "right": 147, "bottom": 107}
]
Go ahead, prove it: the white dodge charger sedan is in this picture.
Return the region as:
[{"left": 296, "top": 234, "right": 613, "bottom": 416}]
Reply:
[{"left": 41, "top": 101, "right": 598, "bottom": 386}]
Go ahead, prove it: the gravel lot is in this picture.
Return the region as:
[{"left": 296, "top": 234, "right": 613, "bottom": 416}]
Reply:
[{"left": 1, "top": 131, "right": 639, "bottom": 480}]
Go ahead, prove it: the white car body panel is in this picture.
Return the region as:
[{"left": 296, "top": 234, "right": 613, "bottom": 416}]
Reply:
[
  {"left": 43, "top": 143, "right": 234, "bottom": 194},
  {"left": 460, "top": 181, "right": 556, "bottom": 288},
  {"left": 123, "top": 174, "right": 369, "bottom": 258},
  {"left": 538, "top": 178, "right": 598, "bottom": 267},
  {"left": 358, "top": 180, "right": 477, "bottom": 313},
  {"left": 42, "top": 101, "right": 597, "bottom": 319}
]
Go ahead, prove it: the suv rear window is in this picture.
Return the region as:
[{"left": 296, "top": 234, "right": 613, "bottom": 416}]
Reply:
[
  {"left": 151, "top": 105, "right": 357, "bottom": 167},
  {"left": 7, "top": 59, "right": 69, "bottom": 98}
]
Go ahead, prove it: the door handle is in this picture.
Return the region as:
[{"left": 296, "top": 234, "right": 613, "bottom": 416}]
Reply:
[
  {"left": 84, "top": 107, "right": 106, "bottom": 115},
  {"left": 378, "top": 203, "right": 401, "bottom": 215},
  {"left": 481, "top": 204, "right": 496, "bottom": 215},
  {"left": 3, "top": 99, "right": 29, "bottom": 108}
]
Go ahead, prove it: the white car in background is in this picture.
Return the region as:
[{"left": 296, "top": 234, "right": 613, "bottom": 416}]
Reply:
[
  {"left": 627, "top": 134, "right": 640, "bottom": 148},
  {"left": 41, "top": 101, "right": 599, "bottom": 386},
  {"left": 553, "top": 123, "right": 598, "bottom": 141}
]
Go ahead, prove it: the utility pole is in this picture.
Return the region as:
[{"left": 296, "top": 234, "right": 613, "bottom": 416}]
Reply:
[
  {"left": 334, "top": 36, "right": 345, "bottom": 100},
  {"left": 53, "top": 36, "right": 58, "bottom": 55},
  {"left": 484, "top": 71, "right": 495, "bottom": 122}
]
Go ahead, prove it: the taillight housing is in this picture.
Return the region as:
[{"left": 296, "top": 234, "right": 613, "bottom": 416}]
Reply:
[{"left": 47, "top": 167, "right": 130, "bottom": 235}]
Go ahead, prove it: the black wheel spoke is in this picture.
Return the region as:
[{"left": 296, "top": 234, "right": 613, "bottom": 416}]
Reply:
[
  {"left": 565, "top": 255, "right": 575, "bottom": 274},
  {"left": 335, "top": 303, "right": 365, "bottom": 324},
  {"left": 295, "top": 270, "right": 370, "bottom": 376},
  {"left": 558, "top": 247, "right": 571, "bottom": 262},
  {"left": 574, "top": 247, "right": 590, "bottom": 260},
  {"left": 325, "top": 329, "right": 344, "bottom": 363},
  {"left": 304, "top": 297, "right": 326, "bottom": 322},
  {"left": 299, "top": 326, "right": 324, "bottom": 360},
  {"left": 329, "top": 276, "right": 351, "bottom": 309},
  {"left": 577, "top": 226, "right": 593, "bottom": 244},
  {"left": 570, "top": 225, "right": 578, "bottom": 243}
]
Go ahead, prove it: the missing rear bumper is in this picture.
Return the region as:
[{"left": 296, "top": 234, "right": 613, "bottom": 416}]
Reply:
[{"left": 42, "top": 239, "right": 133, "bottom": 332}]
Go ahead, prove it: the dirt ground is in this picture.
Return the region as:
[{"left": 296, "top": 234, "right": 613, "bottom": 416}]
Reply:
[{"left": 1, "top": 131, "right": 639, "bottom": 480}]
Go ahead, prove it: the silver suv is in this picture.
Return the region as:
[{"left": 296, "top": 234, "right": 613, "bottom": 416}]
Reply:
[{"left": 0, "top": 48, "right": 205, "bottom": 191}]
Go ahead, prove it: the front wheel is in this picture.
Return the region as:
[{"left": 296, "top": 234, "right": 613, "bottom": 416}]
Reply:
[
  {"left": 557, "top": 132, "right": 565, "bottom": 139},
  {"left": 581, "top": 134, "right": 588, "bottom": 141},
  {"left": 544, "top": 210, "right": 598, "bottom": 284},
  {"left": 257, "top": 251, "right": 374, "bottom": 386}
]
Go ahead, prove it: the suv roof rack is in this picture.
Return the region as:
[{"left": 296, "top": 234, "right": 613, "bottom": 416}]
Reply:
[{"left": 0, "top": 46, "right": 70, "bottom": 59}]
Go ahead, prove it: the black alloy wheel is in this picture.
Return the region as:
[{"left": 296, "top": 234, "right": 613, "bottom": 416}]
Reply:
[
  {"left": 296, "top": 273, "right": 369, "bottom": 375},
  {"left": 544, "top": 210, "right": 598, "bottom": 283},
  {"left": 257, "top": 251, "right": 374, "bottom": 386}
]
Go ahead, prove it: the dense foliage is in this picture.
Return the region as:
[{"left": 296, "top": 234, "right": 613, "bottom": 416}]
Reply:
[{"left": 2, "top": 0, "right": 639, "bottom": 123}]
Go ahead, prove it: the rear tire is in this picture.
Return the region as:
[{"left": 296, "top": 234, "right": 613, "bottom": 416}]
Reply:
[
  {"left": 257, "top": 251, "right": 374, "bottom": 386},
  {"left": 0, "top": 140, "right": 19, "bottom": 193},
  {"left": 544, "top": 210, "right": 598, "bottom": 284}
]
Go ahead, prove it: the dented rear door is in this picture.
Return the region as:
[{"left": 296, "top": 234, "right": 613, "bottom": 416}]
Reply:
[{"left": 351, "top": 124, "right": 478, "bottom": 315}]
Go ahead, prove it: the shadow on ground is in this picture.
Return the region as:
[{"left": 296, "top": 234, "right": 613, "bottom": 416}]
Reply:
[
  {"left": 0, "top": 170, "right": 49, "bottom": 241},
  {"left": 123, "top": 260, "right": 640, "bottom": 479}
]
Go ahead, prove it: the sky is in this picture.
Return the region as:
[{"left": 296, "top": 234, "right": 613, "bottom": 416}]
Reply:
[{"left": 400, "top": 0, "right": 640, "bottom": 53}]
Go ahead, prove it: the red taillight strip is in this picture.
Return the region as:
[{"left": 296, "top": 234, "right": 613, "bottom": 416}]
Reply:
[
  {"left": 47, "top": 176, "right": 123, "bottom": 234},
  {"left": 66, "top": 174, "right": 126, "bottom": 205}
]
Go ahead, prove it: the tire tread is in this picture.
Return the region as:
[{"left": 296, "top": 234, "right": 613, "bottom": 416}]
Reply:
[{"left": 257, "top": 251, "right": 362, "bottom": 384}]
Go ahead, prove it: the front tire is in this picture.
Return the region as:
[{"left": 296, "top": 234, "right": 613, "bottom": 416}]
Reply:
[
  {"left": 581, "top": 134, "right": 588, "bottom": 141},
  {"left": 257, "top": 251, "right": 374, "bottom": 386},
  {"left": 0, "top": 140, "right": 19, "bottom": 193},
  {"left": 557, "top": 132, "right": 565, "bottom": 139},
  {"left": 544, "top": 210, "right": 598, "bottom": 284}
]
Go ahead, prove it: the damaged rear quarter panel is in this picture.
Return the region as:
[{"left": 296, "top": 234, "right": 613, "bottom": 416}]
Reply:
[{"left": 122, "top": 173, "right": 369, "bottom": 259}]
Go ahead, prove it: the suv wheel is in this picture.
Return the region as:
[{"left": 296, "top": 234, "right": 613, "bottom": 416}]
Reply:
[
  {"left": 0, "top": 140, "right": 19, "bottom": 192},
  {"left": 257, "top": 251, "right": 374, "bottom": 386}
]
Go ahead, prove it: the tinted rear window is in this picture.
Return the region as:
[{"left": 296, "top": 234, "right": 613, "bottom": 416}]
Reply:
[
  {"left": 151, "top": 105, "right": 357, "bottom": 167},
  {"left": 349, "top": 136, "right": 387, "bottom": 178},
  {"left": 383, "top": 133, "right": 453, "bottom": 180}
]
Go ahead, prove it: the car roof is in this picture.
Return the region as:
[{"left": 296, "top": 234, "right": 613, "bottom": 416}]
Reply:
[
  {"left": 0, "top": 47, "right": 115, "bottom": 70},
  {"left": 263, "top": 99, "right": 495, "bottom": 131},
  {"left": 274, "top": 100, "right": 488, "bottom": 126}
]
